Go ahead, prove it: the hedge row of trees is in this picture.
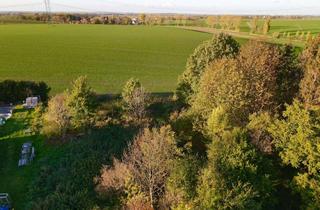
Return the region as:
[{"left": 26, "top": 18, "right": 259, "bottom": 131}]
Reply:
[
  {"left": 0, "top": 80, "right": 50, "bottom": 104},
  {"left": 95, "top": 34, "right": 320, "bottom": 209}
]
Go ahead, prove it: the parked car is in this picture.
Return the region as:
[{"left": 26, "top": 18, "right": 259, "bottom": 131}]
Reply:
[{"left": 0, "top": 193, "right": 11, "bottom": 210}]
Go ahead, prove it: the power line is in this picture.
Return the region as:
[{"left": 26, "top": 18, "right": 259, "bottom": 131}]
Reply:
[
  {"left": 44, "top": 0, "right": 51, "bottom": 14},
  {"left": 0, "top": 2, "right": 42, "bottom": 10}
]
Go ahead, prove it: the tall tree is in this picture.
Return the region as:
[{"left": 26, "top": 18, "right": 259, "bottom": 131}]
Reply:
[
  {"left": 43, "top": 93, "right": 71, "bottom": 138},
  {"left": 250, "top": 16, "right": 259, "bottom": 34},
  {"left": 300, "top": 35, "right": 320, "bottom": 107},
  {"left": 262, "top": 17, "right": 271, "bottom": 35},
  {"left": 66, "top": 76, "right": 95, "bottom": 131},
  {"left": 176, "top": 33, "right": 240, "bottom": 105}
]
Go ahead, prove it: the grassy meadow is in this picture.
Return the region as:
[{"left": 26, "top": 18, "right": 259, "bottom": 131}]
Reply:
[{"left": 0, "top": 24, "right": 211, "bottom": 94}]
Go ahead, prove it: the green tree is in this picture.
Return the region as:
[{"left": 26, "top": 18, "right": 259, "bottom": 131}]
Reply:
[
  {"left": 176, "top": 34, "right": 240, "bottom": 105},
  {"left": 276, "top": 45, "right": 303, "bottom": 109},
  {"left": 269, "top": 100, "right": 320, "bottom": 209},
  {"left": 166, "top": 154, "right": 202, "bottom": 208},
  {"left": 31, "top": 103, "right": 45, "bottom": 134},
  {"left": 43, "top": 93, "right": 71, "bottom": 138},
  {"left": 196, "top": 128, "right": 276, "bottom": 209},
  {"left": 66, "top": 76, "right": 95, "bottom": 131}
]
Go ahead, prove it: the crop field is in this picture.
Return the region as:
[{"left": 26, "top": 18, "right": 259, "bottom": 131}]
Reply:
[{"left": 0, "top": 24, "right": 213, "bottom": 94}]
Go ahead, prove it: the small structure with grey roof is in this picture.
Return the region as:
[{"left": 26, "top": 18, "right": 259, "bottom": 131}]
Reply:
[{"left": 18, "top": 142, "right": 35, "bottom": 167}]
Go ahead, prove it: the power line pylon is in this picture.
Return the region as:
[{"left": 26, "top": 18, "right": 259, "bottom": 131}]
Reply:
[{"left": 44, "top": 0, "right": 51, "bottom": 23}]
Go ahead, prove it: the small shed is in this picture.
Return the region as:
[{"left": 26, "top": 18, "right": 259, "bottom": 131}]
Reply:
[
  {"left": 18, "top": 142, "right": 35, "bottom": 167},
  {"left": 24, "top": 97, "right": 38, "bottom": 109}
]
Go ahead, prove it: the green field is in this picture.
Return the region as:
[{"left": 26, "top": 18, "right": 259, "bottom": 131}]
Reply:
[{"left": 0, "top": 24, "right": 211, "bottom": 94}]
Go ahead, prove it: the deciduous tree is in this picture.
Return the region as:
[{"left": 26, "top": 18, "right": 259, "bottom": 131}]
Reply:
[
  {"left": 43, "top": 93, "right": 71, "bottom": 138},
  {"left": 269, "top": 100, "right": 320, "bottom": 209},
  {"left": 66, "top": 76, "right": 95, "bottom": 131},
  {"left": 176, "top": 34, "right": 240, "bottom": 105},
  {"left": 122, "top": 78, "right": 149, "bottom": 122}
]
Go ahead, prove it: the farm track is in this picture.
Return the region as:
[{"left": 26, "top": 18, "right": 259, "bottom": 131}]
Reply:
[{"left": 177, "top": 26, "right": 305, "bottom": 47}]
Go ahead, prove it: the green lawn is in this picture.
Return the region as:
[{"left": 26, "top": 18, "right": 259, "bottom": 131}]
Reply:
[
  {"left": 0, "top": 24, "right": 210, "bottom": 94},
  {"left": 0, "top": 107, "right": 46, "bottom": 209},
  {"left": 0, "top": 106, "right": 136, "bottom": 209}
]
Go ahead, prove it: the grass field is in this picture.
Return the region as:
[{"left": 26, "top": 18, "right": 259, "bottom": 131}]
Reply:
[
  {"left": 0, "top": 24, "right": 212, "bottom": 94},
  {"left": 242, "top": 18, "right": 320, "bottom": 35}
]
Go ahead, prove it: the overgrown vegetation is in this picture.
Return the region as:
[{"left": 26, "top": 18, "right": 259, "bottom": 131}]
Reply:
[{"left": 1, "top": 31, "right": 320, "bottom": 210}]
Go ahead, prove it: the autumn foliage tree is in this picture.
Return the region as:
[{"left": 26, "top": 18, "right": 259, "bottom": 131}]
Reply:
[
  {"left": 98, "top": 126, "right": 177, "bottom": 209},
  {"left": 300, "top": 35, "right": 320, "bottom": 107},
  {"left": 192, "top": 41, "right": 301, "bottom": 127},
  {"left": 122, "top": 78, "right": 149, "bottom": 122}
]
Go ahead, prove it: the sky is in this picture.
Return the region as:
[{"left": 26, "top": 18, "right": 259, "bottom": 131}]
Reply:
[{"left": 0, "top": 0, "right": 320, "bottom": 15}]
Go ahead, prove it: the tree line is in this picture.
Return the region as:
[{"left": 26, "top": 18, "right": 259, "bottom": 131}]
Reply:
[{"left": 0, "top": 80, "right": 50, "bottom": 104}]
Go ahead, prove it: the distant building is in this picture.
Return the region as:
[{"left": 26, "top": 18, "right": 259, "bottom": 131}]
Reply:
[
  {"left": 24, "top": 97, "right": 38, "bottom": 109},
  {"left": 132, "top": 18, "right": 139, "bottom": 25}
]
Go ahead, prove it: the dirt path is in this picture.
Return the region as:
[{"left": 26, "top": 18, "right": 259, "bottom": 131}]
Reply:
[{"left": 176, "top": 26, "right": 304, "bottom": 47}]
